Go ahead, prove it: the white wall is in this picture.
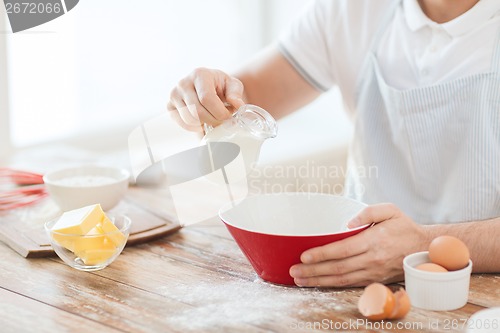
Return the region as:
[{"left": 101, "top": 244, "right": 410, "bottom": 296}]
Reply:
[
  {"left": 4, "top": 0, "right": 267, "bottom": 148},
  {"left": 0, "top": 5, "right": 11, "bottom": 157},
  {"left": 257, "top": 0, "right": 353, "bottom": 165}
]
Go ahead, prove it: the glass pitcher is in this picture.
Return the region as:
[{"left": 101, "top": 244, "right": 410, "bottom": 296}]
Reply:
[{"left": 202, "top": 104, "right": 278, "bottom": 173}]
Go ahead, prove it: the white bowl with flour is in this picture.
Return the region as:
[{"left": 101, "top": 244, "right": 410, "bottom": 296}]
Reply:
[{"left": 43, "top": 165, "right": 130, "bottom": 211}]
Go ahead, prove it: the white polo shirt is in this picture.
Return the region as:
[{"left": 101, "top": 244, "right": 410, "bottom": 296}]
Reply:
[{"left": 279, "top": 0, "right": 500, "bottom": 115}]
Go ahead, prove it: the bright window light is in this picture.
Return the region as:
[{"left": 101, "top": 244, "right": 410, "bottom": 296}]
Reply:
[{"left": 5, "top": 0, "right": 265, "bottom": 147}]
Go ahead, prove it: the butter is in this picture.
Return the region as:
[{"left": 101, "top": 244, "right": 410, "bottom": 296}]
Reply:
[
  {"left": 52, "top": 227, "right": 114, "bottom": 253},
  {"left": 76, "top": 248, "right": 117, "bottom": 265},
  {"left": 96, "top": 216, "right": 127, "bottom": 246},
  {"left": 51, "top": 235, "right": 77, "bottom": 252},
  {"left": 72, "top": 227, "right": 116, "bottom": 253},
  {"left": 50, "top": 204, "right": 127, "bottom": 266},
  {"left": 52, "top": 204, "right": 107, "bottom": 235}
]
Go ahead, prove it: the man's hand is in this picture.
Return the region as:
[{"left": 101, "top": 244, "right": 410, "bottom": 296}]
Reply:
[
  {"left": 289, "top": 203, "right": 430, "bottom": 287},
  {"left": 167, "top": 68, "right": 245, "bottom": 132}
]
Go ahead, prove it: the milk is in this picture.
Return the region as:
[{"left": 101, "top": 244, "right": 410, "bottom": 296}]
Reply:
[
  {"left": 202, "top": 104, "right": 277, "bottom": 175},
  {"left": 202, "top": 121, "right": 264, "bottom": 174}
]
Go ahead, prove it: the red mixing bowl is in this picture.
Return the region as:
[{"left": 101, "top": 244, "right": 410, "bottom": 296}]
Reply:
[{"left": 219, "top": 193, "right": 370, "bottom": 286}]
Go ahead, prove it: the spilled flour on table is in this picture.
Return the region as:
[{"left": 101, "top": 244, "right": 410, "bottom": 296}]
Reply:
[{"left": 162, "top": 277, "right": 354, "bottom": 331}]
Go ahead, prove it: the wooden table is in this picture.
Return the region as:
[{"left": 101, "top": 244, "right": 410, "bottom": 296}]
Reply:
[{"left": 1, "top": 192, "right": 499, "bottom": 333}]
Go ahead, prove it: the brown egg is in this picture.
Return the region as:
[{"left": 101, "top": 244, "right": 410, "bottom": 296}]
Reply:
[
  {"left": 358, "top": 283, "right": 395, "bottom": 321},
  {"left": 358, "top": 284, "right": 412, "bottom": 321},
  {"left": 415, "top": 262, "right": 448, "bottom": 273},
  {"left": 389, "top": 288, "right": 411, "bottom": 320},
  {"left": 429, "top": 236, "right": 470, "bottom": 271}
]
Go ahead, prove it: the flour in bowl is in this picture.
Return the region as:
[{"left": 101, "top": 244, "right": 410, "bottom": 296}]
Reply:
[{"left": 54, "top": 176, "right": 117, "bottom": 187}]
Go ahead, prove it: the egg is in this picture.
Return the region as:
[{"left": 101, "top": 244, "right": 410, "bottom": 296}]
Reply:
[
  {"left": 389, "top": 288, "right": 411, "bottom": 320},
  {"left": 428, "top": 236, "right": 470, "bottom": 271},
  {"left": 358, "top": 283, "right": 411, "bottom": 321},
  {"left": 415, "top": 262, "right": 448, "bottom": 273},
  {"left": 358, "top": 283, "right": 395, "bottom": 321}
]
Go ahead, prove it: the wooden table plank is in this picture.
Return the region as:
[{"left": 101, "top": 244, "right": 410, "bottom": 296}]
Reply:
[
  {"left": 468, "top": 274, "right": 500, "bottom": 308},
  {"left": 0, "top": 239, "right": 274, "bottom": 332},
  {"left": 0, "top": 287, "right": 124, "bottom": 333},
  {"left": 73, "top": 243, "right": 375, "bottom": 332},
  {"left": 0, "top": 243, "right": 195, "bottom": 333}
]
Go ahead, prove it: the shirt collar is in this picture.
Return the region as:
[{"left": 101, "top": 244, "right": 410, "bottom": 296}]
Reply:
[{"left": 403, "top": 0, "right": 500, "bottom": 37}]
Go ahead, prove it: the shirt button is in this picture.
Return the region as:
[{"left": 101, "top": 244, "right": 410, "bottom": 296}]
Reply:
[
  {"left": 429, "top": 46, "right": 437, "bottom": 52},
  {"left": 422, "top": 69, "right": 429, "bottom": 76}
]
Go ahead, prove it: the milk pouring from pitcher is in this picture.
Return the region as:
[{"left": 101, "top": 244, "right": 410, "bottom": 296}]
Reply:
[{"left": 202, "top": 104, "right": 278, "bottom": 173}]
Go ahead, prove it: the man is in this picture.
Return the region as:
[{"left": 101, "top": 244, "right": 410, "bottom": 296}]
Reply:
[{"left": 167, "top": 0, "right": 500, "bottom": 287}]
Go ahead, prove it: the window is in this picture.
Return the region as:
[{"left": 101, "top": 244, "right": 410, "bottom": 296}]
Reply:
[
  {"left": 3, "top": 0, "right": 269, "bottom": 148},
  {"left": 0, "top": 8, "right": 9, "bottom": 155},
  {"left": 1, "top": 0, "right": 352, "bottom": 163}
]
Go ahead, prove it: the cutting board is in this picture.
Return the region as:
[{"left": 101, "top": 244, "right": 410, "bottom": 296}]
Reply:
[{"left": 0, "top": 186, "right": 181, "bottom": 258}]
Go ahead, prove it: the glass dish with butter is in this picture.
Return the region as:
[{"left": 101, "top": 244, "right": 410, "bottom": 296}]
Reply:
[{"left": 44, "top": 204, "right": 131, "bottom": 271}]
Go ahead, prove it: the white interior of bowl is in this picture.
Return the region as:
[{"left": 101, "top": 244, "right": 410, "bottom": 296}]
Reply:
[
  {"left": 44, "top": 166, "right": 130, "bottom": 187},
  {"left": 219, "top": 193, "right": 367, "bottom": 236}
]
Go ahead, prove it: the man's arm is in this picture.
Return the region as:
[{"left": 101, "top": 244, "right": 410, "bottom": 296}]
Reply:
[
  {"left": 167, "top": 45, "right": 321, "bottom": 130},
  {"left": 235, "top": 46, "right": 321, "bottom": 120},
  {"left": 423, "top": 217, "right": 500, "bottom": 272}
]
